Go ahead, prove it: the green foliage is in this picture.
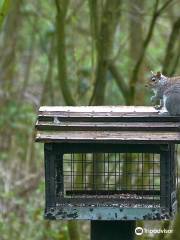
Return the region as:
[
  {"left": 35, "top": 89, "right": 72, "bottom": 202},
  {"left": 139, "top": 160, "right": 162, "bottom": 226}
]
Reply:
[
  {"left": 0, "top": 0, "right": 179, "bottom": 239},
  {"left": 0, "top": 0, "right": 11, "bottom": 29},
  {"left": 0, "top": 180, "right": 69, "bottom": 240}
]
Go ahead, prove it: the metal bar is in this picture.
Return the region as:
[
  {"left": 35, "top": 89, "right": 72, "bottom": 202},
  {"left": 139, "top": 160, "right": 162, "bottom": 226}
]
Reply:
[
  {"left": 104, "top": 153, "right": 106, "bottom": 190},
  {"left": 44, "top": 143, "right": 56, "bottom": 208},
  {"left": 54, "top": 143, "right": 163, "bottom": 154},
  {"left": 141, "top": 153, "right": 144, "bottom": 201},
  {"left": 115, "top": 153, "right": 117, "bottom": 190},
  {"left": 72, "top": 153, "right": 75, "bottom": 191},
  {"left": 65, "top": 190, "right": 160, "bottom": 195},
  {"left": 170, "top": 144, "right": 176, "bottom": 192},
  {"left": 56, "top": 152, "right": 64, "bottom": 198},
  {"left": 108, "top": 153, "right": 110, "bottom": 192},
  {"left": 160, "top": 146, "right": 171, "bottom": 209},
  {"left": 91, "top": 221, "right": 135, "bottom": 240},
  {"left": 45, "top": 206, "right": 170, "bottom": 220},
  {"left": 70, "top": 153, "right": 73, "bottom": 195},
  {"left": 58, "top": 197, "right": 160, "bottom": 205},
  {"left": 93, "top": 153, "right": 95, "bottom": 190},
  {"left": 84, "top": 153, "right": 87, "bottom": 190}
]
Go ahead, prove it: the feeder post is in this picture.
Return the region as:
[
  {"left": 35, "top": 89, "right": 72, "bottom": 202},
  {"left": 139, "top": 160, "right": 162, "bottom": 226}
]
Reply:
[{"left": 91, "top": 221, "right": 135, "bottom": 240}]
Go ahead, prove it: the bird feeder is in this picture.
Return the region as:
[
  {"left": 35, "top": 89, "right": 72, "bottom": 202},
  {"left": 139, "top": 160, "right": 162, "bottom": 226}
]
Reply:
[{"left": 35, "top": 106, "right": 179, "bottom": 220}]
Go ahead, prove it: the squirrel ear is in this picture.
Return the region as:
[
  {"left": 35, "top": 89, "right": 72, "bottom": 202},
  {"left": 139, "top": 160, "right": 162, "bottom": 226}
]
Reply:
[
  {"left": 151, "top": 71, "right": 154, "bottom": 75},
  {"left": 156, "top": 71, "right": 161, "bottom": 78}
]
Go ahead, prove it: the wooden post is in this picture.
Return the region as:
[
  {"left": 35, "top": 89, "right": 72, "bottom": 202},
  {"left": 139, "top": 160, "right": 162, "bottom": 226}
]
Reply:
[{"left": 91, "top": 221, "right": 135, "bottom": 240}]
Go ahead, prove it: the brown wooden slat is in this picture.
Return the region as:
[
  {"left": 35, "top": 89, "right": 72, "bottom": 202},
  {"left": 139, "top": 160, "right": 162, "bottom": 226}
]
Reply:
[
  {"left": 35, "top": 130, "right": 180, "bottom": 143},
  {"left": 35, "top": 121, "right": 180, "bottom": 132},
  {"left": 39, "top": 106, "right": 156, "bottom": 113},
  {"left": 38, "top": 106, "right": 159, "bottom": 118},
  {"left": 38, "top": 111, "right": 159, "bottom": 117},
  {"left": 37, "top": 115, "right": 180, "bottom": 122}
]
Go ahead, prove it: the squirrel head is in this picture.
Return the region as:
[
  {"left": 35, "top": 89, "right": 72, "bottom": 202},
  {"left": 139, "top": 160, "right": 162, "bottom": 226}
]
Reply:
[{"left": 146, "top": 71, "right": 167, "bottom": 88}]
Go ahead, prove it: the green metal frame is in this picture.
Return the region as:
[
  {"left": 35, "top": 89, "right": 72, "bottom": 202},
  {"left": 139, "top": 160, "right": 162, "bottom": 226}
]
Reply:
[
  {"left": 45, "top": 206, "right": 172, "bottom": 220},
  {"left": 44, "top": 142, "right": 177, "bottom": 220}
]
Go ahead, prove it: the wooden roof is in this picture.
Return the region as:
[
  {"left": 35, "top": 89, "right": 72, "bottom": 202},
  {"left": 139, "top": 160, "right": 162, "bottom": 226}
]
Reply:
[{"left": 35, "top": 106, "right": 180, "bottom": 143}]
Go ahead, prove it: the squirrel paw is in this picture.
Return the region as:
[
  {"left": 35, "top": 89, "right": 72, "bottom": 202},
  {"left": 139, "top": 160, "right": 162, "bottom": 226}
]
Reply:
[
  {"left": 158, "top": 111, "right": 169, "bottom": 116},
  {"left": 154, "top": 105, "right": 162, "bottom": 110}
]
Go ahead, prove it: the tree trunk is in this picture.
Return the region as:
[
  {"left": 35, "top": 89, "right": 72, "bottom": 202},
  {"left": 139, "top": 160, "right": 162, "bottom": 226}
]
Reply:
[
  {"left": 90, "top": 0, "right": 121, "bottom": 105},
  {"left": 55, "top": 1, "right": 80, "bottom": 239},
  {"left": 0, "top": 0, "right": 22, "bottom": 152},
  {"left": 68, "top": 221, "right": 81, "bottom": 240},
  {"left": 55, "top": 0, "right": 76, "bottom": 106},
  {"left": 0, "top": 0, "right": 22, "bottom": 96},
  {"left": 129, "top": 0, "right": 145, "bottom": 105},
  {"left": 40, "top": 35, "right": 56, "bottom": 106}
]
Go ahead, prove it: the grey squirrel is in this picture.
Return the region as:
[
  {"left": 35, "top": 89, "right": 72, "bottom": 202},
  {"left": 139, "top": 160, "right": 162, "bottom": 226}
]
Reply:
[{"left": 147, "top": 71, "right": 180, "bottom": 115}]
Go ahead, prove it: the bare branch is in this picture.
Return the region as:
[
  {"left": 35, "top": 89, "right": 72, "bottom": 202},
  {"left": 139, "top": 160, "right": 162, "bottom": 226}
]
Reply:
[
  {"left": 129, "top": 0, "right": 175, "bottom": 103},
  {"left": 108, "top": 63, "right": 130, "bottom": 104},
  {"left": 156, "top": 0, "right": 174, "bottom": 16},
  {"left": 170, "top": 42, "right": 180, "bottom": 75},
  {"left": 163, "top": 16, "right": 180, "bottom": 75},
  {"left": 55, "top": 0, "right": 76, "bottom": 105},
  {"left": 129, "top": 0, "right": 158, "bottom": 100},
  {"left": 89, "top": 0, "right": 121, "bottom": 105}
]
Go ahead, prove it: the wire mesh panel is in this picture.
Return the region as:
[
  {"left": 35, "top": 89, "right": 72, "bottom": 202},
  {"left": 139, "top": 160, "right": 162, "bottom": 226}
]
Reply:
[
  {"left": 44, "top": 143, "right": 177, "bottom": 220},
  {"left": 62, "top": 153, "right": 160, "bottom": 207}
]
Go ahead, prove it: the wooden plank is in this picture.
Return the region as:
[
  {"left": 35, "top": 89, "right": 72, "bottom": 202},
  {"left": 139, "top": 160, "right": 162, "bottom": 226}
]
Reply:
[
  {"left": 37, "top": 114, "right": 180, "bottom": 123},
  {"left": 38, "top": 111, "right": 159, "bottom": 116},
  {"left": 38, "top": 111, "right": 159, "bottom": 117},
  {"left": 39, "top": 106, "right": 156, "bottom": 113},
  {"left": 38, "top": 106, "right": 180, "bottom": 123},
  {"left": 38, "top": 106, "right": 159, "bottom": 118},
  {"left": 36, "top": 121, "right": 180, "bottom": 132},
  {"left": 35, "top": 130, "right": 180, "bottom": 143}
]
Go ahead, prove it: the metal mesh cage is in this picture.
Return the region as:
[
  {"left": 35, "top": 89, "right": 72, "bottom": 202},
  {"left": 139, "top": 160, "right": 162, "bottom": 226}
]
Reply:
[
  {"left": 44, "top": 143, "right": 177, "bottom": 220},
  {"left": 63, "top": 153, "right": 160, "bottom": 207}
]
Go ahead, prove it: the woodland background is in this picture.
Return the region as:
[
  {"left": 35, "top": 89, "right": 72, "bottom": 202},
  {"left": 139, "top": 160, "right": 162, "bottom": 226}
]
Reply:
[{"left": 0, "top": 0, "right": 180, "bottom": 239}]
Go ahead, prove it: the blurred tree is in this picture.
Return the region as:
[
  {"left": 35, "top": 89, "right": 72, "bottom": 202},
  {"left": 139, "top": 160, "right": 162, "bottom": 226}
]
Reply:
[
  {"left": 55, "top": 0, "right": 76, "bottom": 106},
  {"left": 0, "top": 0, "right": 22, "bottom": 152},
  {"left": 0, "top": 0, "right": 22, "bottom": 98},
  {"left": 0, "top": 0, "right": 11, "bottom": 29},
  {"left": 0, "top": 0, "right": 180, "bottom": 239},
  {"left": 163, "top": 16, "right": 180, "bottom": 75},
  {"left": 129, "top": 0, "right": 174, "bottom": 104},
  {"left": 129, "top": 0, "right": 145, "bottom": 105},
  {"left": 40, "top": 35, "right": 56, "bottom": 106},
  {"left": 55, "top": 1, "right": 80, "bottom": 239},
  {"left": 89, "top": 0, "right": 121, "bottom": 105}
]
